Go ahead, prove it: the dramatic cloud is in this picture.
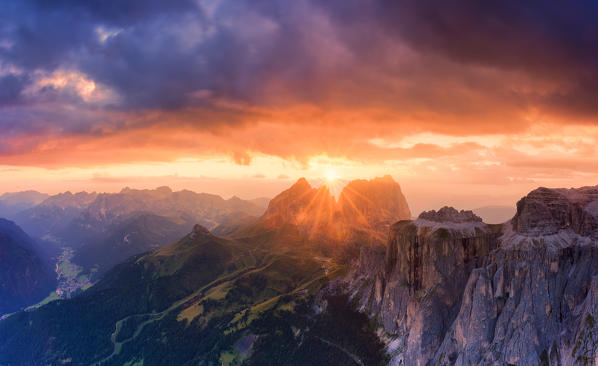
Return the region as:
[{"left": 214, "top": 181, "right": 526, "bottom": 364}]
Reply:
[{"left": 1, "top": 0, "right": 598, "bottom": 209}]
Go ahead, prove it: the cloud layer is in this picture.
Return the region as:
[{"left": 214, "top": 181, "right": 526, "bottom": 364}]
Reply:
[{"left": 1, "top": 0, "right": 598, "bottom": 198}]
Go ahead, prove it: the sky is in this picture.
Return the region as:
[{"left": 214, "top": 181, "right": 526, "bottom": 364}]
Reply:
[{"left": 1, "top": 0, "right": 598, "bottom": 215}]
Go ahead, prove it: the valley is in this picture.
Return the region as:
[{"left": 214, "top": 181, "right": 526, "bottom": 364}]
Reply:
[
  {"left": 3, "top": 179, "right": 598, "bottom": 365},
  {"left": 3, "top": 2, "right": 597, "bottom": 364},
  {"left": 55, "top": 247, "right": 94, "bottom": 297}
]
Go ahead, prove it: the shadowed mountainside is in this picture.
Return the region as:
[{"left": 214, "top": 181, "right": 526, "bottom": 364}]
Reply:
[
  {"left": 0, "top": 219, "right": 56, "bottom": 315},
  {"left": 0, "top": 191, "right": 50, "bottom": 219},
  {"left": 0, "top": 223, "right": 387, "bottom": 365}
]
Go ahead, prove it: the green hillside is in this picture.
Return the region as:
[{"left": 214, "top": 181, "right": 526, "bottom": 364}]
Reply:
[{"left": 0, "top": 225, "right": 386, "bottom": 366}]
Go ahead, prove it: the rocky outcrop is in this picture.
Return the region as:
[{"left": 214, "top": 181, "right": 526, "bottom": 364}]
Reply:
[
  {"left": 345, "top": 186, "right": 598, "bottom": 365},
  {"left": 512, "top": 186, "right": 598, "bottom": 238},
  {"left": 432, "top": 245, "right": 598, "bottom": 365},
  {"left": 338, "top": 175, "right": 411, "bottom": 232},
  {"left": 258, "top": 176, "right": 411, "bottom": 244},
  {"left": 418, "top": 207, "right": 482, "bottom": 224},
  {"left": 190, "top": 223, "right": 211, "bottom": 238},
  {"left": 347, "top": 208, "right": 500, "bottom": 364},
  {"left": 260, "top": 178, "right": 336, "bottom": 233}
]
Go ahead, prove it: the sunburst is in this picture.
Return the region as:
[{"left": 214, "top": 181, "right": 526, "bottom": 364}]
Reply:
[{"left": 325, "top": 169, "right": 338, "bottom": 182}]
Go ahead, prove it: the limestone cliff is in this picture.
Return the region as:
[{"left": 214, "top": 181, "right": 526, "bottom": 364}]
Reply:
[{"left": 345, "top": 188, "right": 598, "bottom": 365}]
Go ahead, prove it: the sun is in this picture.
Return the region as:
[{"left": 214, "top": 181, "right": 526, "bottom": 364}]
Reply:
[{"left": 325, "top": 169, "right": 338, "bottom": 182}]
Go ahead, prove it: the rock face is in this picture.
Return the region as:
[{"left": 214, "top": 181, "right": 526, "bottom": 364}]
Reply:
[
  {"left": 345, "top": 186, "right": 598, "bottom": 365},
  {"left": 260, "top": 178, "right": 336, "bottom": 234},
  {"left": 0, "top": 219, "right": 56, "bottom": 315},
  {"left": 348, "top": 209, "right": 500, "bottom": 364},
  {"left": 512, "top": 186, "right": 598, "bottom": 238},
  {"left": 259, "top": 176, "right": 411, "bottom": 244},
  {"left": 338, "top": 175, "right": 412, "bottom": 232}
]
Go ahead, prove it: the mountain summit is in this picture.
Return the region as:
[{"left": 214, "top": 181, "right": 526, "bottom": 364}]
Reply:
[
  {"left": 260, "top": 178, "right": 336, "bottom": 229},
  {"left": 259, "top": 176, "right": 411, "bottom": 244},
  {"left": 512, "top": 186, "right": 598, "bottom": 238},
  {"left": 338, "top": 175, "right": 411, "bottom": 230}
]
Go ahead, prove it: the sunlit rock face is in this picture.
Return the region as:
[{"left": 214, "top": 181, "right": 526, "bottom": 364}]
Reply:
[
  {"left": 337, "top": 175, "right": 411, "bottom": 233},
  {"left": 260, "top": 178, "right": 336, "bottom": 232},
  {"left": 259, "top": 176, "right": 411, "bottom": 243},
  {"left": 345, "top": 186, "right": 598, "bottom": 366}
]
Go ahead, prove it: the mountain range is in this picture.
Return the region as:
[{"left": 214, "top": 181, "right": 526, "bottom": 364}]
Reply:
[
  {"left": 0, "top": 191, "right": 50, "bottom": 219},
  {"left": 1, "top": 179, "right": 598, "bottom": 365},
  {"left": 0, "top": 187, "right": 269, "bottom": 307}
]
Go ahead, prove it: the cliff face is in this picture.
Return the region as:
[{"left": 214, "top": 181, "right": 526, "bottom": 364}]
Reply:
[
  {"left": 346, "top": 188, "right": 598, "bottom": 365},
  {"left": 347, "top": 207, "right": 500, "bottom": 364},
  {"left": 512, "top": 186, "right": 598, "bottom": 238}
]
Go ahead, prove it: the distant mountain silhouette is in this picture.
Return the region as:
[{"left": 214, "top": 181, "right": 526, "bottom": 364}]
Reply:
[
  {"left": 1, "top": 187, "right": 268, "bottom": 299},
  {"left": 0, "top": 191, "right": 49, "bottom": 218}
]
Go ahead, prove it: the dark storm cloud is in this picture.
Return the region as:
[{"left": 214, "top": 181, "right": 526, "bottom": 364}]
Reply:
[
  {"left": 0, "top": 73, "right": 28, "bottom": 106},
  {"left": 375, "top": 1, "right": 598, "bottom": 74},
  {"left": 369, "top": 0, "right": 598, "bottom": 115},
  {"left": 1, "top": 0, "right": 598, "bottom": 145}
]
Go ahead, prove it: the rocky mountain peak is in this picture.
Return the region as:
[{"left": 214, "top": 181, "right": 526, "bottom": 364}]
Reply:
[
  {"left": 280, "top": 177, "right": 313, "bottom": 198},
  {"left": 258, "top": 176, "right": 411, "bottom": 243},
  {"left": 40, "top": 191, "right": 98, "bottom": 209},
  {"left": 512, "top": 186, "right": 598, "bottom": 237},
  {"left": 260, "top": 178, "right": 335, "bottom": 231},
  {"left": 418, "top": 206, "right": 482, "bottom": 223},
  {"left": 190, "top": 224, "right": 211, "bottom": 238},
  {"left": 337, "top": 175, "right": 411, "bottom": 226}
]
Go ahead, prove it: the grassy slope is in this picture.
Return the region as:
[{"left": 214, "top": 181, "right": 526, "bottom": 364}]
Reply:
[{"left": 0, "top": 226, "right": 386, "bottom": 366}]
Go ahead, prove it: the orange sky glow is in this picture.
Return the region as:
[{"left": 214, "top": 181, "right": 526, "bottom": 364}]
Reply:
[{"left": 2, "top": 0, "right": 598, "bottom": 215}]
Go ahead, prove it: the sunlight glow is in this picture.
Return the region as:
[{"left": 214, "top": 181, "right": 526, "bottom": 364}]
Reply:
[{"left": 325, "top": 169, "right": 338, "bottom": 182}]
